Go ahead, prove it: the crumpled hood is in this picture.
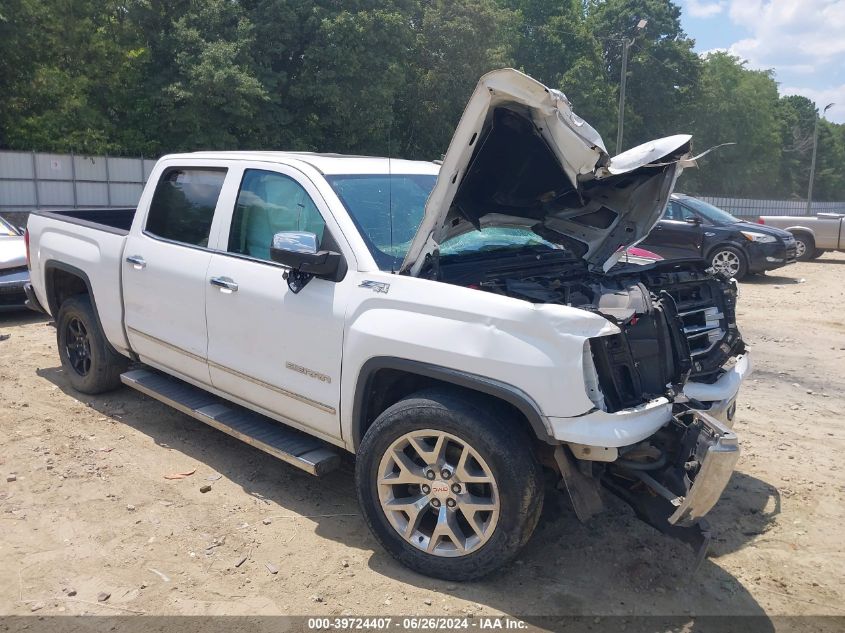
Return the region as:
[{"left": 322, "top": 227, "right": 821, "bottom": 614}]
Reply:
[
  {"left": 400, "top": 68, "right": 694, "bottom": 275},
  {"left": 0, "top": 236, "right": 26, "bottom": 270}
]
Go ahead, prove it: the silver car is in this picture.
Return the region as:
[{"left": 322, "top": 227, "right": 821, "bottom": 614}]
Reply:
[
  {"left": 0, "top": 216, "right": 29, "bottom": 311},
  {"left": 757, "top": 212, "right": 845, "bottom": 261}
]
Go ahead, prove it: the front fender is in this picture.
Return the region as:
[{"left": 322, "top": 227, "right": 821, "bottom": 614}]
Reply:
[{"left": 340, "top": 273, "right": 617, "bottom": 444}]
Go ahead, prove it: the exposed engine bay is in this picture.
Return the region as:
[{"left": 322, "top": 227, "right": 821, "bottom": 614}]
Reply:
[
  {"left": 423, "top": 251, "right": 746, "bottom": 564},
  {"left": 424, "top": 253, "right": 745, "bottom": 414}
]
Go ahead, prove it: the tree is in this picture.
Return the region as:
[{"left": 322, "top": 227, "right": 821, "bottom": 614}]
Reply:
[
  {"left": 504, "top": 0, "right": 615, "bottom": 137},
  {"left": 394, "top": 0, "right": 518, "bottom": 160},
  {"left": 587, "top": 0, "right": 702, "bottom": 150},
  {"left": 679, "top": 52, "right": 782, "bottom": 197}
]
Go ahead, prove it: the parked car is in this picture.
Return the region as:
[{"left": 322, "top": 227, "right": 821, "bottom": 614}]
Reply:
[
  {"left": 640, "top": 194, "right": 797, "bottom": 280},
  {"left": 25, "top": 69, "right": 749, "bottom": 580},
  {"left": 757, "top": 212, "right": 845, "bottom": 261},
  {"left": 0, "top": 215, "right": 29, "bottom": 311}
]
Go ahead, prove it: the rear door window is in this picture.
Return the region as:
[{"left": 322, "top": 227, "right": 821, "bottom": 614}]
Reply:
[{"left": 145, "top": 168, "right": 227, "bottom": 247}]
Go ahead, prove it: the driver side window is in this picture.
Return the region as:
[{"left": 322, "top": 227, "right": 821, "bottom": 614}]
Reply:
[
  {"left": 663, "top": 201, "right": 695, "bottom": 222},
  {"left": 227, "top": 170, "right": 326, "bottom": 262}
]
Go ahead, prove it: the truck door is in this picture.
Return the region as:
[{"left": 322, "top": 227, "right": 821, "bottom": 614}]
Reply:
[
  {"left": 204, "top": 165, "right": 350, "bottom": 441},
  {"left": 123, "top": 165, "right": 229, "bottom": 386}
]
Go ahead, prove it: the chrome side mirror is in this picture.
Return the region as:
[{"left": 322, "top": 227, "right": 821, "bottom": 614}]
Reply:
[
  {"left": 271, "top": 231, "right": 318, "bottom": 255},
  {"left": 270, "top": 231, "right": 346, "bottom": 291}
]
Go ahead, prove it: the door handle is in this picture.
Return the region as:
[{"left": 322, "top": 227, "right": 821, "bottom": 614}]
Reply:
[
  {"left": 126, "top": 255, "right": 146, "bottom": 269},
  {"left": 210, "top": 276, "right": 238, "bottom": 293}
]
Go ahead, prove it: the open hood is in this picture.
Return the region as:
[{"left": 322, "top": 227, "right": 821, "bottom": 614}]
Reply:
[{"left": 400, "top": 69, "right": 694, "bottom": 275}]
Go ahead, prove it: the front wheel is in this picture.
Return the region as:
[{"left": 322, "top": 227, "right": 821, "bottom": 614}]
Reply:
[
  {"left": 355, "top": 389, "right": 544, "bottom": 580},
  {"left": 710, "top": 245, "right": 748, "bottom": 280},
  {"left": 792, "top": 234, "right": 815, "bottom": 261}
]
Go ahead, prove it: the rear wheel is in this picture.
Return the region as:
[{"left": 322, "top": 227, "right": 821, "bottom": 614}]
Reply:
[
  {"left": 355, "top": 388, "right": 544, "bottom": 580},
  {"left": 57, "top": 295, "right": 127, "bottom": 394},
  {"left": 810, "top": 248, "right": 825, "bottom": 260},
  {"left": 792, "top": 233, "right": 815, "bottom": 261},
  {"left": 710, "top": 245, "right": 748, "bottom": 280}
]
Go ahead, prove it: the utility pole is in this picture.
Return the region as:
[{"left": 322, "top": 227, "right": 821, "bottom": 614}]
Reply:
[
  {"left": 616, "top": 19, "right": 647, "bottom": 155},
  {"left": 806, "top": 102, "right": 835, "bottom": 215}
]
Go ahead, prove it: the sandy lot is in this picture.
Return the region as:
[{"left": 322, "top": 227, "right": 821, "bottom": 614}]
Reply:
[{"left": 1, "top": 254, "right": 844, "bottom": 626}]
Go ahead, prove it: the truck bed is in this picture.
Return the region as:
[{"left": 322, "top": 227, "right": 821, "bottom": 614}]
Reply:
[
  {"left": 26, "top": 207, "right": 135, "bottom": 354},
  {"left": 33, "top": 207, "right": 136, "bottom": 235}
]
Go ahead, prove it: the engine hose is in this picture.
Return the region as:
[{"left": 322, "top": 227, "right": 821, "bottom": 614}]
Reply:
[{"left": 615, "top": 451, "right": 667, "bottom": 471}]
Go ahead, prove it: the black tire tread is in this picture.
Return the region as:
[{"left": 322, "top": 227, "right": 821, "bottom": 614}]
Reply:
[
  {"left": 792, "top": 232, "right": 816, "bottom": 262},
  {"left": 56, "top": 295, "right": 127, "bottom": 394}
]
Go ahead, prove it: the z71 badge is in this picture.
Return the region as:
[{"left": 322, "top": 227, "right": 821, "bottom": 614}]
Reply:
[{"left": 359, "top": 280, "right": 390, "bottom": 294}]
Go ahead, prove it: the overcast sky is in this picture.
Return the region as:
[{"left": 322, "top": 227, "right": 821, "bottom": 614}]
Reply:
[{"left": 680, "top": 0, "right": 845, "bottom": 123}]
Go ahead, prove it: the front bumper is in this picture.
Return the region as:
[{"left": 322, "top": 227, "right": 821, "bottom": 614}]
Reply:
[
  {"left": 667, "top": 411, "right": 740, "bottom": 526},
  {"left": 683, "top": 353, "right": 751, "bottom": 427},
  {"left": 746, "top": 239, "right": 797, "bottom": 272},
  {"left": 602, "top": 408, "right": 740, "bottom": 566}
]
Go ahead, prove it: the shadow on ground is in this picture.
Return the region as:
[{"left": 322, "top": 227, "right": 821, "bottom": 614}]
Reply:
[
  {"left": 741, "top": 272, "right": 803, "bottom": 285},
  {"left": 0, "top": 309, "right": 49, "bottom": 327},
  {"left": 35, "top": 364, "right": 775, "bottom": 629}
]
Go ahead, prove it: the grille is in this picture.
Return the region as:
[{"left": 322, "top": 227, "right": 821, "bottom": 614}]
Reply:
[{"left": 678, "top": 305, "right": 725, "bottom": 358}]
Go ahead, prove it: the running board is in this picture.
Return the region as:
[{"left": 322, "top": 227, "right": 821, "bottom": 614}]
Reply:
[{"left": 120, "top": 369, "right": 341, "bottom": 476}]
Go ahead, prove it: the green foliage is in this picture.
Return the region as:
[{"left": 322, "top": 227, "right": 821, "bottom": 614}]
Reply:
[{"left": 0, "top": 0, "right": 843, "bottom": 199}]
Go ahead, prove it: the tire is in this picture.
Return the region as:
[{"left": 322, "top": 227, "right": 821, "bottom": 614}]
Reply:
[
  {"left": 792, "top": 233, "right": 815, "bottom": 262},
  {"left": 56, "top": 295, "right": 127, "bottom": 394},
  {"left": 810, "top": 249, "right": 825, "bottom": 260},
  {"left": 709, "top": 245, "right": 748, "bottom": 280},
  {"left": 355, "top": 388, "right": 544, "bottom": 581}
]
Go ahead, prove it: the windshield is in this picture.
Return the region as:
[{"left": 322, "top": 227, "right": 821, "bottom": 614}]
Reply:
[
  {"left": 326, "top": 174, "right": 435, "bottom": 271},
  {"left": 683, "top": 197, "right": 740, "bottom": 225},
  {"left": 0, "top": 217, "right": 19, "bottom": 236},
  {"left": 327, "top": 174, "right": 564, "bottom": 271}
]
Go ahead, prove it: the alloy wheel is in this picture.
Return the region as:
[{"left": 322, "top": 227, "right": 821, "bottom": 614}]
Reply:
[
  {"left": 65, "top": 317, "right": 92, "bottom": 376},
  {"left": 794, "top": 239, "right": 807, "bottom": 259},
  {"left": 711, "top": 250, "right": 741, "bottom": 277},
  {"left": 377, "top": 429, "right": 500, "bottom": 557}
]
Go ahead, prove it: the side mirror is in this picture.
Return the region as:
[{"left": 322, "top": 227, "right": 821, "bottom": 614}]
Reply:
[
  {"left": 270, "top": 231, "right": 345, "bottom": 283},
  {"left": 685, "top": 216, "right": 702, "bottom": 225}
]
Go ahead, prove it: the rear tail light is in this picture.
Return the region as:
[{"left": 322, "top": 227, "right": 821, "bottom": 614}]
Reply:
[
  {"left": 24, "top": 228, "right": 31, "bottom": 269},
  {"left": 756, "top": 218, "right": 765, "bottom": 225}
]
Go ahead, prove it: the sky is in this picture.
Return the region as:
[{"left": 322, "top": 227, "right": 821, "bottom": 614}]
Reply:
[{"left": 679, "top": 0, "right": 845, "bottom": 123}]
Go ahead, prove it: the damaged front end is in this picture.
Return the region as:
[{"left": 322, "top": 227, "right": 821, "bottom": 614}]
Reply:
[
  {"left": 599, "top": 409, "right": 740, "bottom": 567},
  {"left": 406, "top": 68, "right": 747, "bottom": 562}
]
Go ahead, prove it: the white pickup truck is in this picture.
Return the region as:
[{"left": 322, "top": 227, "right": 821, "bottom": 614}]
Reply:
[{"left": 24, "top": 69, "right": 749, "bottom": 580}]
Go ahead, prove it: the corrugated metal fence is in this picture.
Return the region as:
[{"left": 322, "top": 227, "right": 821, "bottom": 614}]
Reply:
[
  {"left": 0, "top": 150, "right": 155, "bottom": 227},
  {"left": 1, "top": 150, "right": 844, "bottom": 227}
]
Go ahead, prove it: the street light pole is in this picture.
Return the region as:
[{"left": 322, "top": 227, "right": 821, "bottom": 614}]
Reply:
[
  {"left": 806, "top": 102, "right": 835, "bottom": 216},
  {"left": 616, "top": 19, "right": 647, "bottom": 155}
]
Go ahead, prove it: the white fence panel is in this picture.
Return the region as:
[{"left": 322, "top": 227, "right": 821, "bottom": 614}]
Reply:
[
  {"left": 0, "top": 151, "right": 34, "bottom": 178},
  {"left": 73, "top": 155, "right": 107, "bottom": 181},
  {"left": 109, "top": 182, "right": 144, "bottom": 206},
  {"left": 76, "top": 181, "right": 109, "bottom": 206},
  {"left": 0, "top": 179, "right": 36, "bottom": 206},
  {"left": 35, "top": 153, "right": 73, "bottom": 180}
]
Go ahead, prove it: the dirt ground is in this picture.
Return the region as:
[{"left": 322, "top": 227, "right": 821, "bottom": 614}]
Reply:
[{"left": 1, "top": 254, "right": 844, "bottom": 627}]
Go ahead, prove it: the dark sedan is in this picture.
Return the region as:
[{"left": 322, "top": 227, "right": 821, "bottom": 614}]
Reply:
[
  {"left": 640, "top": 194, "right": 797, "bottom": 280},
  {"left": 0, "top": 215, "right": 29, "bottom": 311}
]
